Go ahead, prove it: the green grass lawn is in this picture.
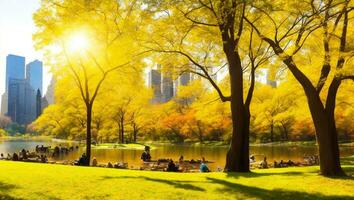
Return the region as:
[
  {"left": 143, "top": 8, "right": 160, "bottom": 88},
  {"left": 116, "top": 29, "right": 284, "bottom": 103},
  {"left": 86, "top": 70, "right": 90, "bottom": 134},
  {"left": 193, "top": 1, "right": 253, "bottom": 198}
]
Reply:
[{"left": 0, "top": 157, "right": 353, "bottom": 200}]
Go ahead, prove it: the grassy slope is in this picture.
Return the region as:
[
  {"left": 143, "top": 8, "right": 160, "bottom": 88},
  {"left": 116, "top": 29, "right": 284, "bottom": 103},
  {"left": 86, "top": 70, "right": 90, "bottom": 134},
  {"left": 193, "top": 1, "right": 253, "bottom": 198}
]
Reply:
[{"left": 0, "top": 157, "right": 353, "bottom": 200}]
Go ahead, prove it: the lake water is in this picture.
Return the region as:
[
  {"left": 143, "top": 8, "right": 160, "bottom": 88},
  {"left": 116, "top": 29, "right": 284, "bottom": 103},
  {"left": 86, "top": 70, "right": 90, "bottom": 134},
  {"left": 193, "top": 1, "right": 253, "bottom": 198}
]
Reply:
[{"left": 0, "top": 139, "right": 353, "bottom": 170}]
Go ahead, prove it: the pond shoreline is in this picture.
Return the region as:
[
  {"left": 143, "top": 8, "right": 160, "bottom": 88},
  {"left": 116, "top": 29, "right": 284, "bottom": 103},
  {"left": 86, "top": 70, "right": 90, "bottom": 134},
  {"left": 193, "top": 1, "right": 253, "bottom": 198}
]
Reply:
[{"left": 0, "top": 155, "right": 327, "bottom": 173}]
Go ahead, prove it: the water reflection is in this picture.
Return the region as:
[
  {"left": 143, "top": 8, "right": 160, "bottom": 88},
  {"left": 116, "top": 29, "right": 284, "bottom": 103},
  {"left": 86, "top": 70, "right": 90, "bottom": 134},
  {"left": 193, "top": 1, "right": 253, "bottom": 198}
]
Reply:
[{"left": 0, "top": 139, "right": 353, "bottom": 170}]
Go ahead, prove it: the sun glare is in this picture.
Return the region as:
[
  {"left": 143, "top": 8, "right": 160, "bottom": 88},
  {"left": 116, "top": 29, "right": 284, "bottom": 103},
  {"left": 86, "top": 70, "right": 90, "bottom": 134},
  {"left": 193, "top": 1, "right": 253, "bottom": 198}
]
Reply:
[{"left": 67, "top": 31, "right": 90, "bottom": 53}]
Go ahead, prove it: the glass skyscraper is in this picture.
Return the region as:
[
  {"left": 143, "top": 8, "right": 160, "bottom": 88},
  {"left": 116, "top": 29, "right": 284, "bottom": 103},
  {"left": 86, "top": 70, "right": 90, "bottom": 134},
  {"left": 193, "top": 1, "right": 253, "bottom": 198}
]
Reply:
[
  {"left": 5, "top": 54, "right": 25, "bottom": 92},
  {"left": 26, "top": 60, "right": 43, "bottom": 95}
]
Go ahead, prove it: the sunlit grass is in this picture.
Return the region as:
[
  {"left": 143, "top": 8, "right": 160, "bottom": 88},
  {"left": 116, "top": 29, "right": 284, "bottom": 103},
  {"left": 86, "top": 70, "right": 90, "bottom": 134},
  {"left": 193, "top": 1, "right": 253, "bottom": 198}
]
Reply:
[{"left": 0, "top": 156, "right": 353, "bottom": 200}]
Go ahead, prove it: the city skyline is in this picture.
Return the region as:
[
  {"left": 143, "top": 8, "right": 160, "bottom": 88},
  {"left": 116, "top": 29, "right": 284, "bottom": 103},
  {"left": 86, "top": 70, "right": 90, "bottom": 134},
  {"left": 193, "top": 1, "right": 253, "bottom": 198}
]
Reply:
[
  {"left": 0, "top": 0, "right": 51, "bottom": 112},
  {"left": 4, "top": 54, "right": 44, "bottom": 124}
]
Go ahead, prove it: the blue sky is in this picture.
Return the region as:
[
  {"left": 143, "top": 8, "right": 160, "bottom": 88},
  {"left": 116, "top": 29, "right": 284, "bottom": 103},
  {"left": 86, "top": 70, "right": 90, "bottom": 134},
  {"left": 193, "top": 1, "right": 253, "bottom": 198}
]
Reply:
[{"left": 0, "top": 0, "right": 51, "bottom": 108}]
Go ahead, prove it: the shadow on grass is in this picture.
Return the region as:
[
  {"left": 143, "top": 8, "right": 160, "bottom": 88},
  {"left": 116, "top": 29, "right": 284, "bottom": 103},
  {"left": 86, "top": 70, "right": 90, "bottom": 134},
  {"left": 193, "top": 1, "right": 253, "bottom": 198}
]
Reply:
[
  {"left": 226, "top": 165, "right": 354, "bottom": 180},
  {"left": 33, "top": 192, "right": 62, "bottom": 200},
  {"left": 0, "top": 181, "right": 23, "bottom": 200},
  {"left": 341, "top": 156, "right": 354, "bottom": 165},
  {"left": 143, "top": 177, "right": 205, "bottom": 191},
  {"left": 100, "top": 171, "right": 353, "bottom": 199},
  {"left": 225, "top": 171, "right": 308, "bottom": 179},
  {"left": 342, "top": 166, "right": 354, "bottom": 173},
  {"left": 100, "top": 176, "right": 205, "bottom": 192},
  {"left": 206, "top": 177, "right": 353, "bottom": 200}
]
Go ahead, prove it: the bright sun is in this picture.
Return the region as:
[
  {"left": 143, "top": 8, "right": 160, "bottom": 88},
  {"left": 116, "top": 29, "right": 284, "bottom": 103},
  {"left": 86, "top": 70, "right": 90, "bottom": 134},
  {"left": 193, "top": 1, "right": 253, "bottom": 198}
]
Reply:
[{"left": 67, "top": 31, "right": 90, "bottom": 53}]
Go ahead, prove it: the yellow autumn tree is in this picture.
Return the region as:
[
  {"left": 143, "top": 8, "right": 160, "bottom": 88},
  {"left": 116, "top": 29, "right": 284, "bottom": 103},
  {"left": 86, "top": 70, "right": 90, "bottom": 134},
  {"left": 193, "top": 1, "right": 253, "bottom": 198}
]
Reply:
[{"left": 33, "top": 0, "right": 145, "bottom": 165}]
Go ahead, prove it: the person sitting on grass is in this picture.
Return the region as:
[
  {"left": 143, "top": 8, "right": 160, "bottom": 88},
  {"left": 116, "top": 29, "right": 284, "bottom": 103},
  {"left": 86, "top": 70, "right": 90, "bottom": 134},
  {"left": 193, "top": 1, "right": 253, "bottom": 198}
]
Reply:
[
  {"left": 287, "top": 160, "right": 295, "bottom": 166},
  {"left": 190, "top": 159, "right": 197, "bottom": 164},
  {"left": 0, "top": 153, "right": 4, "bottom": 160},
  {"left": 12, "top": 153, "right": 19, "bottom": 161},
  {"left": 80, "top": 153, "right": 88, "bottom": 166},
  {"left": 200, "top": 162, "right": 210, "bottom": 173},
  {"left": 75, "top": 153, "right": 87, "bottom": 166},
  {"left": 107, "top": 162, "right": 113, "bottom": 168},
  {"left": 141, "top": 146, "right": 151, "bottom": 162},
  {"left": 92, "top": 157, "right": 98, "bottom": 167},
  {"left": 260, "top": 157, "right": 268, "bottom": 169},
  {"left": 274, "top": 161, "right": 279, "bottom": 168},
  {"left": 6, "top": 153, "right": 11, "bottom": 160},
  {"left": 21, "top": 149, "right": 28, "bottom": 160},
  {"left": 53, "top": 146, "right": 60, "bottom": 157},
  {"left": 40, "top": 155, "right": 47, "bottom": 163},
  {"left": 167, "top": 159, "right": 179, "bottom": 172},
  {"left": 179, "top": 155, "right": 184, "bottom": 163}
]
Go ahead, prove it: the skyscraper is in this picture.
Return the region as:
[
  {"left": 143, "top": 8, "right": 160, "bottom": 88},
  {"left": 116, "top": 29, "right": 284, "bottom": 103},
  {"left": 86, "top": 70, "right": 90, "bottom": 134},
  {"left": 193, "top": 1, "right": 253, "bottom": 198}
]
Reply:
[
  {"left": 5, "top": 54, "right": 25, "bottom": 92},
  {"left": 2, "top": 55, "right": 26, "bottom": 115},
  {"left": 266, "top": 68, "right": 277, "bottom": 88},
  {"left": 0, "top": 93, "right": 8, "bottom": 115},
  {"left": 7, "top": 78, "right": 36, "bottom": 124},
  {"left": 161, "top": 73, "right": 174, "bottom": 102},
  {"left": 36, "top": 89, "right": 42, "bottom": 118},
  {"left": 148, "top": 68, "right": 162, "bottom": 103},
  {"left": 7, "top": 78, "right": 28, "bottom": 124},
  {"left": 45, "top": 78, "right": 56, "bottom": 105},
  {"left": 26, "top": 60, "right": 43, "bottom": 95},
  {"left": 174, "top": 72, "right": 191, "bottom": 96},
  {"left": 179, "top": 72, "right": 191, "bottom": 86}
]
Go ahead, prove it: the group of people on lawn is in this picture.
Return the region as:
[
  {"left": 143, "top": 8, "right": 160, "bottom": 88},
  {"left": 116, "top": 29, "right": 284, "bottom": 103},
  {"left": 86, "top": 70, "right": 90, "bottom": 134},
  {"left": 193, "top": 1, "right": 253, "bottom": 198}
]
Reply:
[
  {"left": 0, "top": 149, "right": 48, "bottom": 163},
  {"left": 250, "top": 155, "right": 297, "bottom": 169},
  {"left": 141, "top": 146, "right": 210, "bottom": 173},
  {"left": 74, "top": 145, "right": 211, "bottom": 172}
]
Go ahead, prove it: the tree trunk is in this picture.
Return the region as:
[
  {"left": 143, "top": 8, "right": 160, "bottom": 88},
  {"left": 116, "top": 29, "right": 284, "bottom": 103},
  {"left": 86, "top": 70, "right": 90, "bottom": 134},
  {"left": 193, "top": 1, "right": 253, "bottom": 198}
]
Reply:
[
  {"left": 117, "top": 122, "right": 121, "bottom": 143},
  {"left": 225, "top": 105, "right": 250, "bottom": 172},
  {"left": 270, "top": 122, "right": 274, "bottom": 142},
  {"left": 224, "top": 50, "right": 250, "bottom": 172},
  {"left": 133, "top": 129, "right": 137, "bottom": 143},
  {"left": 308, "top": 101, "right": 344, "bottom": 176},
  {"left": 197, "top": 121, "right": 203, "bottom": 143},
  {"left": 255, "top": 19, "right": 346, "bottom": 175},
  {"left": 311, "top": 79, "right": 344, "bottom": 176},
  {"left": 120, "top": 118, "right": 124, "bottom": 143},
  {"left": 298, "top": 73, "right": 344, "bottom": 176},
  {"left": 282, "top": 56, "right": 344, "bottom": 176},
  {"left": 85, "top": 103, "right": 92, "bottom": 166},
  {"left": 283, "top": 125, "right": 288, "bottom": 141}
]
